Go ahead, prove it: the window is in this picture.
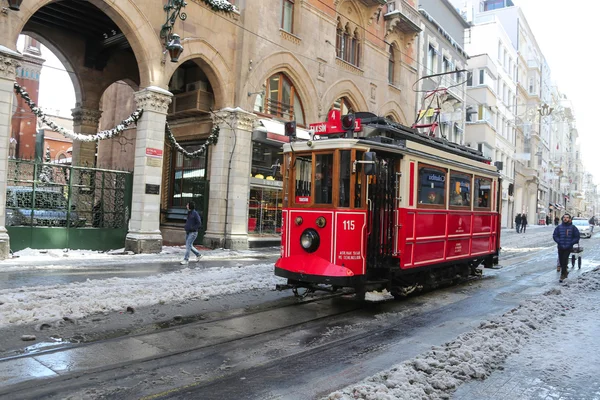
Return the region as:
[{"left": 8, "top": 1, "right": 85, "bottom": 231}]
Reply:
[
  {"left": 339, "top": 150, "right": 352, "bottom": 207},
  {"left": 171, "top": 142, "right": 208, "bottom": 208},
  {"left": 418, "top": 164, "right": 446, "bottom": 207},
  {"left": 427, "top": 45, "right": 437, "bottom": 73},
  {"left": 443, "top": 57, "right": 451, "bottom": 74},
  {"left": 336, "top": 21, "right": 360, "bottom": 66},
  {"left": 294, "top": 155, "right": 312, "bottom": 199},
  {"left": 474, "top": 177, "right": 492, "bottom": 210},
  {"left": 256, "top": 72, "right": 305, "bottom": 125},
  {"left": 479, "top": 69, "right": 484, "bottom": 85},
  {"left": 449, "top": 172, "right": 472, "bottom": 208},
  {"left": 281, "top": 0, "right": 294, "bottom": 32},
  {"left": 388, "top": 46, "right": 395, "bottom": 85},
  {"left": 467, "top": 71, "right": 473, "bottom": 86},
  {"left": 354, "top": 151, "right": 364, "bottom": 208},
  {"left": 330, "top": 96, "right": 354, "bottom": 115},
  {"left": 315, "top": 153, "right": 334, "bottom": 204}
]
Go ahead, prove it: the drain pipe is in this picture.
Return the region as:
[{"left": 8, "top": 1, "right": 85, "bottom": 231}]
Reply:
[{"left": 222, "top": 117, "right": 237, "bottom": 249}]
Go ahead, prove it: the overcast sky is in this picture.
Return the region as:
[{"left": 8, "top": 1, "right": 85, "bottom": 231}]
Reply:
[{"left": 30, "top": 1, "right": 600, "bottom": 184}]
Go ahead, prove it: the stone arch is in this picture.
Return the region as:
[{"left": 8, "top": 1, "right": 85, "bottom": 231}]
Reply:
[
  {"left": 10, "top": 0, "right": 160, "bottom": 88},
  {"left": 321, "top": 79, "right": 369, "bottom": 117},
  {"left": 162, "top": 39, "right": 232, "bottom": 110},
  {"left": 337, "top": 0, "right": 367, "bottom": 29},
  {"left": 246, "top": 51, "right": 318, "bottom": 124},
  {"left": 378, "top": 100, "right": 409, "bottom": 125},
  {"left": 20, "top": 31, "right": 83, "bottom": 106}
]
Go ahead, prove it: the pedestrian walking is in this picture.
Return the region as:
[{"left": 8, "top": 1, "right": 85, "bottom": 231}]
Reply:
[
  {"left": 181, "top": 201, "right": 202, "bottom": 265},
  {"left": 589, "top": 216, "right": 596, "bottom": 234},
  {"left": 521, "top": 214, "right": 528, "bottom": 233},
  {"left": 553, "top": 213, "right": 580, "bottom": 283},
  {"left": 546, "top": 215, "right": 551, "bottom": 226},
  {"left": 554, "top": 216, "right": 559, "bottom": 226},
  {"left": 515, "top": 213, "right": 522, "bottom": 233}
]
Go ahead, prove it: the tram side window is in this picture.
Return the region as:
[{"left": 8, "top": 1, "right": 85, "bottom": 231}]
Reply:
[
  {"left": 449, "top": 172, "right": 472, "bottom": 208},
  {"left": 315, "top": 153, "right": 334, "bottom": 204},
  {"left": 354, "top": 151, "right": 364, "bottom": 208},
  {"left": 295, "top": 156, "right": 312, "bottom": 202},
  {"left": 418, "top": 166, "right": 446, "bottom": 206},
  {"left": 339, "top": 150, "right": 351, "bottom": 207},
  {"left": 474, "top": 177, "right": 492, "bottom": 210}
]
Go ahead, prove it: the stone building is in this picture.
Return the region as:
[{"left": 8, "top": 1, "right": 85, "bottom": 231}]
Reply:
[{"left": 0, "top": 0, "right": 423, "bottom": 257}]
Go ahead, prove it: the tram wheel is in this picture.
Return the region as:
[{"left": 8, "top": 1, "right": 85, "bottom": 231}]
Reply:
[{"left": 292, "top": 287, "right": 312, "bottom": 298}]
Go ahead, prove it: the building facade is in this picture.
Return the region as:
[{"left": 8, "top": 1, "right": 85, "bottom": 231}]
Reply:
[{"left": 0, "top": 0, "right": 424, "bottom": 256}]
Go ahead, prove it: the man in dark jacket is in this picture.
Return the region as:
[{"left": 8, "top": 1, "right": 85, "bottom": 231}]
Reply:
[
  {"left": 181, "top": 201, "right": 202, "bottom": 265},
  {"left": 553, "top": 213, "right": 580, "bottom": 282},
  {"left": 515, "top": 214, "right": 522, "bottom": 233}
]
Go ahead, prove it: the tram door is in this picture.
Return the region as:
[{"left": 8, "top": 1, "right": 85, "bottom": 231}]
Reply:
[{"left": 366, "top": 155, "right": 400, "bottom": 267}]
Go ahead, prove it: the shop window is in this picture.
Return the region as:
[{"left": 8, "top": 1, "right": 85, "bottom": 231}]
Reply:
[
  {"left": 449, "top": 171, "right": 472, "bottom": 208},
  {"left": 170, "top": 143, "right": 208, "bottom": 208},
  {"left": 248, "top": 187, "right": 282, "bottom": 235},
  {"left": 251, "top": 142, "right": 283, "bottom": 180},
  {"left": 294, "top": 155, "right": 312, "bottom": 200},
  {"left": 315, "top": 153, "right": 334, "bottom": 204},
  {"left": 474, "top": 176, "right": 492, "bottom": 210},
  {"left": 418, "top": 164, "right": 446, "bottom": 207},
  {"left": 255, "top": 72, "right": 305, "bottom": 125}
]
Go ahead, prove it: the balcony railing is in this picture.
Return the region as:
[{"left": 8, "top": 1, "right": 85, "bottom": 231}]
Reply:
[
  {"left": 385, "top": 0, "right": 421, "bottom": 34},
  {"left": 168, "top": 89, "right": 214, "bottom": 117}
]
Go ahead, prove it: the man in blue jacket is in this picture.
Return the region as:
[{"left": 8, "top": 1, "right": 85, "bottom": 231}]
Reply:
[
  {"left": 181, "top": 201, "right": 202, "bottom": 265},
  {"left": 553, "top": 213, "right": 580, "bottom": 282}
]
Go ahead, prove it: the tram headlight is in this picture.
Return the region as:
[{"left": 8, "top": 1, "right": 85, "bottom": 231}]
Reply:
[{"left": 300, "top": 228, "right": 320, "bottom": 253}]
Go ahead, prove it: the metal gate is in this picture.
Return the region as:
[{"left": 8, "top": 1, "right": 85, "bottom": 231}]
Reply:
[{"left": 6, "top": 159, "right": 133, "bottom": 252}]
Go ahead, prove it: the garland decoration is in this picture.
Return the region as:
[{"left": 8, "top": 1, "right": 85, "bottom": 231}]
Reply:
[
  {"left": 166, "top": 121, "right": 219, "bottom": 158},
  {"left": 14, "top": 82, "right": 143, "bottom": 142},
  {"left": 200, "top": 0, "right": 236, "bottom": 12}
]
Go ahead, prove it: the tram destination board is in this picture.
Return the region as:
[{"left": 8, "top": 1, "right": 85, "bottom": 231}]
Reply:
[{"left": 145, "top": 184, "right": 160, "bottom": 195}]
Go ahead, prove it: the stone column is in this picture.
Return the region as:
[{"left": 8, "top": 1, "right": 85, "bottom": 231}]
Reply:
[
  {"left": 0, "top": 47, "right": 22, "bottom": 259},
  {"left": 125, "top": 86, "right": 172, "bottom": 253},
  {"left": 71, "top": 106, "right": 102, "bottom": 166},
  {"left": 203, "top": 108, "right": 256, "bottom": 250}
]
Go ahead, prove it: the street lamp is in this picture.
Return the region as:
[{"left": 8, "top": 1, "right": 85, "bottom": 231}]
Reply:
[
  {"left": 160, "top": 0, "right": 187, "bottom": 63},
  {"left": 538, "top": 103, "right": 553, "bottom": 117},
  {"left": 4, "top": 0, "right": 23, "bottom": 10}
]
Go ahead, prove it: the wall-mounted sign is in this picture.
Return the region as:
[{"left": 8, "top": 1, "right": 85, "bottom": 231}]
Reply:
[
  {"left": 145, "top": 184, "right": 160, "bottom": 195},
  {"left": 146, "top": 148, "right": 163, "bottom": 158}
]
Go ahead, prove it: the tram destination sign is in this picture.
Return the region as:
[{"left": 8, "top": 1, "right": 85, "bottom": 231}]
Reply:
[{"left": 309, "top": 109, "right": 361, "bottom": 135}]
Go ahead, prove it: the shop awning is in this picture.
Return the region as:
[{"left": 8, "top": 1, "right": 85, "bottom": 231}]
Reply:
[{"left": 258, "top": 119, "right": 311, "bottom": 140}]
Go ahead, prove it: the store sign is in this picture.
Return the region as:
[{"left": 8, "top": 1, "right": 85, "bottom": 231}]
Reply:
[
  {"left": 146, "top": 148, "right": 163, "bottom": 158},
  {"left": 309, "top": 109, "right": 362, "bottom": 135}
]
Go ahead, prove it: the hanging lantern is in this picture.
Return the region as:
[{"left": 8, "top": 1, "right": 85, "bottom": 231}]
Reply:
[
  {"left": 6, "top": 0, "right": 23, "bottom": 10},
  {"left": 166, "top": 34, "right": 184, "bottom": 63}
]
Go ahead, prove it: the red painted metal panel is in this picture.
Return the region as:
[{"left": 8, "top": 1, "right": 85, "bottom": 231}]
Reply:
[
  {"left": 473, "top": 213, "right": 493, "bottom": 233},
  {"left": 447, "top": 212, "right": 472, "bottom": 236},
  {"left": 471, "top": 237, "right": 491, "bottom": 254},
  {"left": 334, "top": 212, "right": 367, "bottom": 276},
  {"left": 288, "top": 210, "right": 334, "bottom": 263},
  {"left": 403, "top": 243, "right": 414, "bottom": 266},
  {"left": 275, "top": 254, "right": 355, "bottom": 277},
  {"left": 415, "top": 212, "right": 447, "bottom": 238},
  {"left": 446, "top": 238, "right": 471, "bottom": 258},
  {"left": 413, "top": 240, "right": 445, "bottom": 264},
  {"left": 404, "top": 210, "right": 416, "bottom": 240},
  {"left": 409, "top": 162, "right": 415, "bottom": 206},
  {"left": 281, "top": 210, "right": 288, "bottom": 257}
]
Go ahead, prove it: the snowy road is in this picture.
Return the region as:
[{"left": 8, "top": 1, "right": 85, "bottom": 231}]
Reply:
[{"left": 0, "top": 228, "right": 597, "bottom": 399}]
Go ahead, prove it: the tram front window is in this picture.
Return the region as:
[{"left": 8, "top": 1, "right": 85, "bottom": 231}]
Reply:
[
  {"left": 295, "top": 156, "right": 312, "bottom": 201},
  {"left": 315, "top": 153, "right": 334, "bottom": 204},
  {"left": 339, "top": 150, "right": 351, "bottom": 207}
]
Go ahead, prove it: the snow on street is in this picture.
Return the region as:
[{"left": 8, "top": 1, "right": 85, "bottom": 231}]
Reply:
[
  {"left": 0, "top": 263, "right": 284, "bottom": 327},
  {"left": 325, "top": 267, "right": 600, "bottom": 400}
]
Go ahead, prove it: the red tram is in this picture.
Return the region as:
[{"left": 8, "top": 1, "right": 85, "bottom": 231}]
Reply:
[{"left": 274, "top": 111, "right": 501, "bottom": 298}]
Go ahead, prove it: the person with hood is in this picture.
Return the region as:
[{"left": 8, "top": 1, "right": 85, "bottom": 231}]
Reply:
[
  {"left": 553, "top": 213, "right": 580, "bottom": 282},
  {"left": 181, "top": 201, "right": 202, "bottom": 265}
]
